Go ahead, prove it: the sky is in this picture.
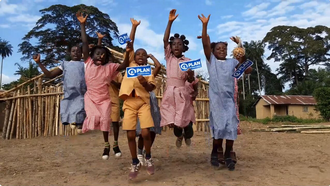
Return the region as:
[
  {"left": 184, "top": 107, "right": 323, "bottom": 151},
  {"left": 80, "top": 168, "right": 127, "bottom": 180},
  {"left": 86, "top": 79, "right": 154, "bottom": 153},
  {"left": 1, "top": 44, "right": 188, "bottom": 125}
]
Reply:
[{"left": 0, "top": 0, "right": 330, "bottom": 91}]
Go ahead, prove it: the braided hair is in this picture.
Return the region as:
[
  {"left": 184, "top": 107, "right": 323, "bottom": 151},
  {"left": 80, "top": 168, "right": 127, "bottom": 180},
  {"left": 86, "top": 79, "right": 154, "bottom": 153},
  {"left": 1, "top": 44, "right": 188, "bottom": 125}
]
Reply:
[{"left": 169, "top": 33, "right": 189, "bottom": 53}]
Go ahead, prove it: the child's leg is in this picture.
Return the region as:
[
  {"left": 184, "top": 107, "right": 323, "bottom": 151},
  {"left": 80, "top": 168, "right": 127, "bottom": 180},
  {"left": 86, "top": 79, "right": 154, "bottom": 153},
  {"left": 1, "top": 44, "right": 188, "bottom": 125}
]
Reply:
[
  {"left": 174, "top": 126, "right": 184, "bottom": 148},
  {"left": 150, "top": 131, "right": 156, "bottom": 146},
  {"left": 224, "top": 140, "right": 235, "bottom": 171},
  {"left": 112, "top": 121, "right": 122, "bottom": 157},
  {"left": 141, "top": 128, "right": 155, "bottom": 175},
  {"left": 211, "top": 138, "right": 224, "bottom": 166},
  {"left": 183, "top": 122, "right": 194, "bottom": 146},
  {"left": 137, "top": 134, "right": 145, "bottom": 165},
  {"left": 102, "top": 131, "right": 110, "bottom": 160}
]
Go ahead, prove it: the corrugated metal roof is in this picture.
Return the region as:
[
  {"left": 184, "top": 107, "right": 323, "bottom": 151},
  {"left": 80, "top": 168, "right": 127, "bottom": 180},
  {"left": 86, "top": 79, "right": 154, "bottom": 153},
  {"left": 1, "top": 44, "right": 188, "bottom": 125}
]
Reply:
[{"left": 261, "top": 95, "right": 317, "bottom": 105}]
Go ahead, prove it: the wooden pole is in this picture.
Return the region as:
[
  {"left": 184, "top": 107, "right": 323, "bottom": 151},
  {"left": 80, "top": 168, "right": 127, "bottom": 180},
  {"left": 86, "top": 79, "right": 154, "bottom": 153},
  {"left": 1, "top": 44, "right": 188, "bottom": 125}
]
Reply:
[{"left": 2, "top": 100, "right": 10, "bottom": 139}]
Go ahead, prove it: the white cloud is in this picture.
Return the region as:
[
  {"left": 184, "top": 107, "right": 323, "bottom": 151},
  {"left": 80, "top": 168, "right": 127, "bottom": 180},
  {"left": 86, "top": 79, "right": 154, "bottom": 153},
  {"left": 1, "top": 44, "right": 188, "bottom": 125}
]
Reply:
[
  {"left": 0, "top": 24, "right": 10, "bottom": 28},
  {"left": 266, "top": 0, "right": 303, "bottom": 18},
  {"left": 221, "top": 15, "right": 233, "bottom": 19},
  {"left": 205, "top": 0, "right": 212, "bottom": 6},
  {"left": 0, "top": 0, "right": 20, "bottom": 16},
  {"left": 1, "top": 74, "right": 19, "bottom": 85},
  {"left": 7, "top": 14, "right": 40, "bottom": 23},
  {"left": 242, "top": 3, "right": 270, "bottom": 19}
]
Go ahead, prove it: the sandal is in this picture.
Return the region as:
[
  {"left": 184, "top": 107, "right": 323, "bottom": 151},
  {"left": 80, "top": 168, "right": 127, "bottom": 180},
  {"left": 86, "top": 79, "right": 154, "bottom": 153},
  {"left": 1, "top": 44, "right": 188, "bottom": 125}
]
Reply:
[
  {"left": 210, "top": 151, "right": 219, "bottom": 167},
  {"left": 225, "top": 158, "right": 235, "bottom": 171},
  {"left": 217, "top": 150, "right": 225, "bottom": 165},
  {"left": 230, "top": 151, "right": 237, "bottom": 164}
]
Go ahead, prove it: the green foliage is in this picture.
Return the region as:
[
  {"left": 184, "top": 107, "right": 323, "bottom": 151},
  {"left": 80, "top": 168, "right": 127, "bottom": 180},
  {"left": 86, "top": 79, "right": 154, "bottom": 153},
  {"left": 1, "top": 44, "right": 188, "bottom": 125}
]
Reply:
[
  {"left": 262, "top": 25, "right": 330, "bottom": 88},
  {"left": 313, "top": 87, "right": 330, "bottom": 121},
  {"left": 0, "top": 38, "right": 13, "bottom": 58},
  {"left": 240, "top": 115, "right": 324, "bottom": 124},
  {"left": 18, "top": 4, "right": 123, "bottom": 67}
]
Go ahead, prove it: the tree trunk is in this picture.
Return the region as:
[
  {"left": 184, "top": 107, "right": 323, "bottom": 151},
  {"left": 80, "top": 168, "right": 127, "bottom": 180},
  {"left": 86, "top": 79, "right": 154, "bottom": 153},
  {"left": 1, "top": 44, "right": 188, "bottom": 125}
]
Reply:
[
  {"left": 242, "top": 74, "right": 246, "bottom": 100},
  {"left": 255, "top": 60, "right": 262, "bottom": 95},
  {"left": 0, "top": 57, "right": 3, "bottom": 89}
]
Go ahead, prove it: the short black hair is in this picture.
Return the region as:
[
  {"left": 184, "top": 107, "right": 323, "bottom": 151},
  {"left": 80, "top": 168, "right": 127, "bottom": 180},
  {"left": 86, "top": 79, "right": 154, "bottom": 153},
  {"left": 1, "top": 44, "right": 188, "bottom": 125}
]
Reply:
[
  {"left": 89, "top": 45, "right": 112, "bottom": 64},
  {"left": 211, "top": 42, "right": 228, "bottom": 52},
  {"left": 169, "top": 33, "right": 189, "bottom": 52},
  {"left": 134, "top": 48, "right": 147, "bottom": 58}
]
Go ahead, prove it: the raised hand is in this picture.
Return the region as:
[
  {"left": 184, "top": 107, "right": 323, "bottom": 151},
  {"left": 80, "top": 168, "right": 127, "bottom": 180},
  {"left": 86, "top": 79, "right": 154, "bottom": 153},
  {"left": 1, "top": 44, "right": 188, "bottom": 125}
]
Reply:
[
  {"left": 230, "top": 36, "right": 240, "bottom": 44},
  {"left": 198, "top": 14, "right": 210, "bottom": 25},
  {"left": 96, "top": 32, "right": 105, "bottom": 39},
  {"left": 33, "top": 54, "right": 40, "bottom": 64},
  {"left": 187, "top": 69, "right": 195, "bottom": 82},
  {"left": 147, "top": 54, "right": 153, "bottom": 58},
  {"left": 137, "top": 75, "right": 147, "bottom": 85},
  {"left": 76, "top": 11, "right": 88, "bottom": 24},
  {"left": 126, "top": 41, "right": 133, "bottom": 52},
  {"left": 169, "top": 9, "right": 179, "bottom": 22},
  {"left": 130, "top": 18, "right": 141, "bottom": 27}
]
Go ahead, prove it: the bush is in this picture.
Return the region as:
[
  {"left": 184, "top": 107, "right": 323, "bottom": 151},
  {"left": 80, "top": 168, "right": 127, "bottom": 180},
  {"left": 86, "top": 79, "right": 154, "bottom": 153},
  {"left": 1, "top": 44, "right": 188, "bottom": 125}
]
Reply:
[
  {"left": 240, "top": 115, "right": 324, "bottom": 124},
  {"left": 313, "top": 87, "right": 330, "bottom": 121}
]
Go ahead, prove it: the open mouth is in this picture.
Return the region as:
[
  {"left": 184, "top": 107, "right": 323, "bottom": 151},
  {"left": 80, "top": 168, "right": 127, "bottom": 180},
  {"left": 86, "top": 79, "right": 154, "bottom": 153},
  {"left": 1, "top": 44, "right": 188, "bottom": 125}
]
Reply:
[{"left": 95, "top": 60, "right": 102, "bottom": 65}]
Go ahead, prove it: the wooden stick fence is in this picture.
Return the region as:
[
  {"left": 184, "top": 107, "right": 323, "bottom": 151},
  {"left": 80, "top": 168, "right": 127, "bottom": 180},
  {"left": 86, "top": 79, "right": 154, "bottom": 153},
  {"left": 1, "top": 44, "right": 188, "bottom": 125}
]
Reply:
[{"left": 0, "top": 48, "right": 210, "bottom": 140}]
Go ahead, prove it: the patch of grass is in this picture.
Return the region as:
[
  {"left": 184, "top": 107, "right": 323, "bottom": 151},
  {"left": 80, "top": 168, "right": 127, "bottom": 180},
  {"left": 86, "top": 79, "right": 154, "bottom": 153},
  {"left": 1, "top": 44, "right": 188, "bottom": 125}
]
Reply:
[{"left": 239, "top": 115, "right": 325, "bottom": 124}]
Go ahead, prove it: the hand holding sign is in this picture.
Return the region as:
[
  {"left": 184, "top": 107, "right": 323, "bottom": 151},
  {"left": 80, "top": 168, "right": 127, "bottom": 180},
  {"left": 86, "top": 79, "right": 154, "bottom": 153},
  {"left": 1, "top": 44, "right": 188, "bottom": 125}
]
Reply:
[
  {"left": 118, "top": 33, "right": 132, "bottom": 45},
  {"left": 137, "top": 75, "right": 147, "bottom": 85},
  {"left": 179, "top": 59, "right": 202, "bottom": 71},
  {"left": 126, "top": 41, "right": 133, "bottom": 52},
  {"left": 232, "top": 59, "right": 253, "bottom": 79}
]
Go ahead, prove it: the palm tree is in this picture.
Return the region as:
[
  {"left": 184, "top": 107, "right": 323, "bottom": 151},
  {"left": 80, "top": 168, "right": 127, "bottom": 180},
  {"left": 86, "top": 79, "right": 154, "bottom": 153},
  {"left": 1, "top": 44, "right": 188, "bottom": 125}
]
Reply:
[{"left": 0, "top": 39, "right": 13, "bottom": 89}]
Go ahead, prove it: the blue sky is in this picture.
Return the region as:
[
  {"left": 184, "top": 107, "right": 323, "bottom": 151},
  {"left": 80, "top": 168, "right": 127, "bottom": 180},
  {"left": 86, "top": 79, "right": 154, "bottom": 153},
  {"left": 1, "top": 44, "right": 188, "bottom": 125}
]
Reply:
[{"left": 1, "top": 0, "right": 330, "bottom": 91}]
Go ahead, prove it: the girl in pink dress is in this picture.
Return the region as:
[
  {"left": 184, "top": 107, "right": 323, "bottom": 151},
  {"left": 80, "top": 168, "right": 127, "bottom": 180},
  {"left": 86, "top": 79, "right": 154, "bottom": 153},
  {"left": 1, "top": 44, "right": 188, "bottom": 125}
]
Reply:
[
  {"left": 161, "top": 9, "right": 198, "bottom": 147},
  {"left": 77, "top": 11, "right": 129, "bottom": 160}
]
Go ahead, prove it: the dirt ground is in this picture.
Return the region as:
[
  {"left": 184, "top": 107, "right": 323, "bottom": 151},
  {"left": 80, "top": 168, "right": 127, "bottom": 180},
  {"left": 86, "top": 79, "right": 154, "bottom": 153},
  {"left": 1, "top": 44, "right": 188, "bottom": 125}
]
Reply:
[{"left": 1, "top": 121, "right": 330, "bottom": 186}]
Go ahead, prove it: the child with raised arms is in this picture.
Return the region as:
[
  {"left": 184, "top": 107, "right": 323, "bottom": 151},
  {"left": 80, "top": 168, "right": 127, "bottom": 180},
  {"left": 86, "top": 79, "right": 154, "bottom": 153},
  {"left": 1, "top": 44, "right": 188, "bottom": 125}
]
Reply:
[
  {"left": 119, "top": 18, "right": 159, "bottom": 180},
  {"left": 76, "top": 11, "right": 129, "bottom": 160},
  {"left": 161, "top": 9, "right": 198, "bottom": 147},
  {"left": 198, "top": 14, "right": 252, "bottom": 171},
  {"left": 33, "top": 45, "right": 86, "bottom": 134}
]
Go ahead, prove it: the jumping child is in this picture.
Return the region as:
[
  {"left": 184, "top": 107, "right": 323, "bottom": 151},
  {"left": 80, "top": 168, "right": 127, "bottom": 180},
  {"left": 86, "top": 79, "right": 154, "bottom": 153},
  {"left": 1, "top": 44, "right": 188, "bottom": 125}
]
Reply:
[
  {"left": 161, "top": 9, "right": 198, "bottom": 147},
  {"left": 119, "top": 18, "right": 159, "bottom": 180},
  {"left": 76, "top": 11, "right": 129, "bottom": 160},
  {"left": 95, "top": 32, "right": 124, "bottom": 158},
  {"left": 33, "top": 46, "right": 86, "bottom": 134},
  {"left": 198, "top": 14, "right": 252, "bottom": 171}
]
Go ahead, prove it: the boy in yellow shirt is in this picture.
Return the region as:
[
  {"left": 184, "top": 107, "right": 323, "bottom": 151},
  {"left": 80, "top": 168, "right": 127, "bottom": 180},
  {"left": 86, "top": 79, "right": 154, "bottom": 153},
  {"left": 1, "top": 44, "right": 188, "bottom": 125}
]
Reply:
[{"left": 120, "top": 18, "right": 159, "bottom": 180}]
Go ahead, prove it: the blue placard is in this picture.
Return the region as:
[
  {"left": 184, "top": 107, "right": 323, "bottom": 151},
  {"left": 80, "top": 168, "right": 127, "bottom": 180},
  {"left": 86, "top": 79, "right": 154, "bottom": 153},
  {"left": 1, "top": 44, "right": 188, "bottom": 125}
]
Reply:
[
  {"left": 126, "top": 66, "right": 152, "bottom": 78},
  {"left": 232, "top": 59, "right": 253, "bottom": 79},
  {"left": 179, "top": 59, "right": 202, "bottom": 71},
  {"left": 118, "top": 33, "right": 132, "bottom": 45}
]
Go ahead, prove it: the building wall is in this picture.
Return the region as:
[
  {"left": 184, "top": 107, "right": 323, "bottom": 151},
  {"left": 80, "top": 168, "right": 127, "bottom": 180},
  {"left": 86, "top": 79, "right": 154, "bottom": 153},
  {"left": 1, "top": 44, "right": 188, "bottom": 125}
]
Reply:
[
  {"left": 255, "top": 99, "right": 271, "bottom": 119},
  {"left": 288, "top": 105, "right": 322, "bottom": 119}
]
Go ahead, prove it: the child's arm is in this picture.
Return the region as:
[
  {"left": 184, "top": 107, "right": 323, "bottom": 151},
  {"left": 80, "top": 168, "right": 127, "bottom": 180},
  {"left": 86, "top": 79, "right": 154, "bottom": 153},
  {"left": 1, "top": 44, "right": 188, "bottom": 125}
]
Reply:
[
  {"left": 76, "top": 11, "right": 89, "bottom": 62},
  {"left": 163, "top": 9, "right": 178, "bottom": 49},
  {"left": 148, "top": 54, "right": 161, "bottom": 77},
  {"left": 96, "top": 32, "right": 105, "bottom": 46},
  {"left": 191, "top": 81, "right": 199, "bottom": 101},
  {"left": 111, "top": 73, "right": 122, "bottom": 89},
  {"left": 117, "top": 41, "right": 133, "bottom": 71},
  {"left": 129, "top": 18, "right": 141, "bottom": 45},
  {"left": 187, "top": 69, "right": 195, "bottom": 83},
  {"left": 230, "top": 37, "right": 253, "bottom": 74},
  {"left": 33, "top": 54, "right": 62, "bottom": 78},
  {"left": 198, "top": 14, "right": 212, "bottom": 61},
  {"left": 137, "top": 75, "right": 155, "bottom": 92}
]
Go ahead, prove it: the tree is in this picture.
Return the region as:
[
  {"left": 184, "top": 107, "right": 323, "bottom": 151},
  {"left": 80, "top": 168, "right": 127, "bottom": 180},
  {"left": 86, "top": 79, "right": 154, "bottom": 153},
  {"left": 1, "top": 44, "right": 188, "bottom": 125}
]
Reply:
[
  {"left": 18, "top": 4, "right": 123, "bottom": 67},
  {"left": 314, "top": 87, "right": 330, "bottom": 121},
  {"left": 262, "top": 25, "right": 330, "bottom": 87},
  {"left": 0, "top": 38, "right": 13, "bottom": 89}
]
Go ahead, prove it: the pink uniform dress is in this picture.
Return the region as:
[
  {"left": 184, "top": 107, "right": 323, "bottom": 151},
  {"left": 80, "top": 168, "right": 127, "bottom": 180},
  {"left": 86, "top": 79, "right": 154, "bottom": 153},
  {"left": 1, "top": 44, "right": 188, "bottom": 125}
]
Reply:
[
  {"left": 160, "top": 44, "right": 196, "bottom": 128},
  {"left": 82, "top": 57, "right": 120, "bottom": 133}
]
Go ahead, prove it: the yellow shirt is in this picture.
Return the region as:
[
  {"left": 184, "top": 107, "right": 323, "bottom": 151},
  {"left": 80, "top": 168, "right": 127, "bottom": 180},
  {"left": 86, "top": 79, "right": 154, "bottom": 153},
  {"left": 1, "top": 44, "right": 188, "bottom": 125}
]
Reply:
[
  {"left": 119, "top": 50, "right": 155, "bottom": 104},
  {"left": 109, "top": 72, "right": 123, "bottom": 105}
]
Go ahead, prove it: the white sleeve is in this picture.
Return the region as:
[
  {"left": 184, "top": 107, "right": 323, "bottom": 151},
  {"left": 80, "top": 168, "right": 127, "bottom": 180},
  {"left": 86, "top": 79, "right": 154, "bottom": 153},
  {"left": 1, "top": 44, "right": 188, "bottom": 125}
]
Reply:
[
  {"left": 206, "top": 52, "right": 215, "bottom": 64},
  {"left": 58, "top": 65, "right": 63, "bottom": 70}
]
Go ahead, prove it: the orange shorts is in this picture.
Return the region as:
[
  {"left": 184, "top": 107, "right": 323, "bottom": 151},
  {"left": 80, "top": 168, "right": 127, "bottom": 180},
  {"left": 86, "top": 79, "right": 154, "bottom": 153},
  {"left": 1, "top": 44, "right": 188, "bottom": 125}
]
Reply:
[
  {"left": 122, "top": 96, "right": 154, "bottom": 130},
  {"left": 111, "top": 102, "right": 120, "bottom": 122}
]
